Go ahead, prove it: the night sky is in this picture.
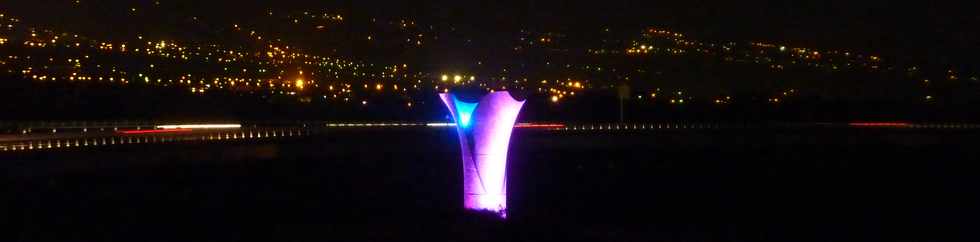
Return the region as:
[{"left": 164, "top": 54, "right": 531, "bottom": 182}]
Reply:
[{"left": 5, "top": 0, "right": 977, "bottom": 64}]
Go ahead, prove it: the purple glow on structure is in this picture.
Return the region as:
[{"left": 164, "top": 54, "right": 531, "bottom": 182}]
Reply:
[{"left": 440, "top": 91, "right": 525, "bottom": 218}]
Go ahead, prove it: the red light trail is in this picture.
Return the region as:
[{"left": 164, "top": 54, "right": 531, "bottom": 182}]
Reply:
[
  {"left": 848, "top": 122, "right": 910, "bottom": 127},
  {"left": 514, "top": 123, "right": 566, "bottom": 129},
  {"left": 116, "top": 129, "right": 193, "bottom": 134}
]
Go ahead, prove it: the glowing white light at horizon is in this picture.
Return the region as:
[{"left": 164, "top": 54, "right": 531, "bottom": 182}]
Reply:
[{"left": 426, "top": 122, "right": 456, "bottom": 127}]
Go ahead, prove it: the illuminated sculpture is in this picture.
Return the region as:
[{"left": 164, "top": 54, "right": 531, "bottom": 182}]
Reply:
[{"left": 440, "top": 91, "right": 525, "bottom": 218}]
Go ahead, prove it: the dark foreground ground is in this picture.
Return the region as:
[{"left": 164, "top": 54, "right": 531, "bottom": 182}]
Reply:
[{"left": 4, "top": 128, "right": 980, "bottom": 241}]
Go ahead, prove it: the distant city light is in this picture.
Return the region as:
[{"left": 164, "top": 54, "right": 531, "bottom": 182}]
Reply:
[{"left": 0, "top": 5, "right": 962, "bottom": 115}]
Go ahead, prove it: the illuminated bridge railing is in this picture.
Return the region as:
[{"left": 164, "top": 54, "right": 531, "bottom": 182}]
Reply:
[
  {"left": 4, "top": 121, "right": 979, "bottom": 152},
  {"left": 544, "top": 122, "right": 980, "bottom": 131},
  {"left": 0, "top": 120, "right": 244, "bottom": 134},
  {"left": 319, "top": 122, "right": 980, "bottom": 131},
  {"left": 0, "top": 127, "right": 312, "bottom": 152}
]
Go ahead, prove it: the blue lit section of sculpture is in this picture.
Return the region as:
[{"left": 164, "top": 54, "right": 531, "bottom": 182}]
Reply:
[{"left": 440, "top": 91, "right": 526, "bottom": 218}]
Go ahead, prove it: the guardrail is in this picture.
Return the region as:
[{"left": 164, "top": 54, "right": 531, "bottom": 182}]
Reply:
[{"left": 0, "top": 127, "right": 313, "bottom": 152}]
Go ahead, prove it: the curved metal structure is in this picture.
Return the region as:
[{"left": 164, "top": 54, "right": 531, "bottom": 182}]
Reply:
[{"left": 439, "top": 91, "right": 525, "bottom": 218}]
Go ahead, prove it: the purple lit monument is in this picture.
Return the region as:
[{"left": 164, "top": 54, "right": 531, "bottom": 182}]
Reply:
[{"left": 440, "top": 91, "right": 525, "bottom": 218}]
